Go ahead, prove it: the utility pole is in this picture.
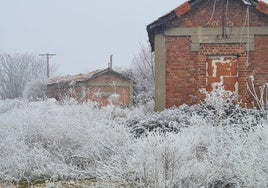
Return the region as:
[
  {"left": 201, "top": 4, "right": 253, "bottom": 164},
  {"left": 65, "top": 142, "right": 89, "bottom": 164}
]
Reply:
[{"left": 39, "top": 53, "right": 56, "bottom": 78}]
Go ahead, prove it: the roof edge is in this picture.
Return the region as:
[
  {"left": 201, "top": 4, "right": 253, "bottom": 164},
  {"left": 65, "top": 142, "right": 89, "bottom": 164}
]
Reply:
[
  {"left": 47, "top": 68, "right": 131, "bottom": 86},
  {"left": 82, "top": 67, "right": 132, "bottom": 83},
  {"left": 147, "top": 0, "right": 268, "bottom": 51},
  {"left": 256, "top": 1, "right": 268, "bottom": 15},
  {"left": 146, "top": 11, "right": 176, "bottom": 51},
  {"left": 174, "top": 1, "right": 191, "bottom": 17},
  {"left": 146, "top": 1, "right": 192, "bottom": 51}
]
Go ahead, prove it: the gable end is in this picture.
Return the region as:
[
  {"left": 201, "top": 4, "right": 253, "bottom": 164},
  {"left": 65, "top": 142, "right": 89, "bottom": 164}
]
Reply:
[{"left": 147, "top": 0, "right": 268, "bottom": 51}]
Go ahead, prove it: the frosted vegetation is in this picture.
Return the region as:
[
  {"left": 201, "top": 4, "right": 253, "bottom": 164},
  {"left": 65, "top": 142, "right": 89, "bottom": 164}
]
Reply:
[{"left": 0, "top": 88, "right": 267, "bottom": 187}]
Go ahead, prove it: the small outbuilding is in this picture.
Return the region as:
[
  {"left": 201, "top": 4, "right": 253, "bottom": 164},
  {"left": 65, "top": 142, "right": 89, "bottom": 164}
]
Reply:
[
  {"left": 46, "top": 68, "right": 133, "bottom": 107},
  {"left": 147, "top": 0, "right": 268, "bottom": 111}
]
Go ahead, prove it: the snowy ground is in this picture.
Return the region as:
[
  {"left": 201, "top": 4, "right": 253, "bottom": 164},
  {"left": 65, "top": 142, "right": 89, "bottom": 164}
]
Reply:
[{"left": 0, "top": 92, "right": 267, "bottom": 187}]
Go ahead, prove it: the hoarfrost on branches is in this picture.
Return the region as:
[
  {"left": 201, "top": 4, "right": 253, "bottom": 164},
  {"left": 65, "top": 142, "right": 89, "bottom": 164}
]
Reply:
[
  {"left": 118, "top": 43, "right": 154, "bottom": 105},
  {"left": 0, "top": 89, "right": 267, "bottom": 187},
  {"left": 23, "top": 79, "right": 47, "bottom": 101},
  {"left": 0, "top": 53, "right": 57, "bottom": 100}
]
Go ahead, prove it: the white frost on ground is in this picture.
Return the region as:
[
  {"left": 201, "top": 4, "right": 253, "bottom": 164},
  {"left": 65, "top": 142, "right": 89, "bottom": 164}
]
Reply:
[{"left": 0, "top": 93, "right": 267, "bottom": 187}]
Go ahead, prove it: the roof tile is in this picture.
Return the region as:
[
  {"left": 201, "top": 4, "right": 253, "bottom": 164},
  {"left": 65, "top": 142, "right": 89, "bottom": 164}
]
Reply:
[
  {"left": 256, "top": 1, "right": 268, "bottom": 15},
  {"left": 174, "top": 2, "right": 191, "bottom": 17},
  {"left": 47, "top": 69, "right": 102, "bottom": 85}
]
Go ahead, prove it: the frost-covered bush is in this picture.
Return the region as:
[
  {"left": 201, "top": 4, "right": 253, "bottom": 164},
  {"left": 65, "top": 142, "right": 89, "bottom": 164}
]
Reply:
[
  {"left": 0, "top": 93, "right": 267, "bottom": 187},
  {"left": 0, "top": 99, "right": 26, "bottom": 114},
  {"left": 0, "top": 99, "right": 148, "bottom": 184},
  {"left": 118, "top": 43, "right": 154, "bottom": 105},
  {"left": 129, "top": 87, "right": 264, "bottom": 137},
  {"left": 95, "top": 124, "right": 268, "bottom": 187},
  {"left": 247, "top": 76, "right": 268, "bottom": 117},
  {"left": 23, "top": 79, "right": 47, "bottom": 101}
]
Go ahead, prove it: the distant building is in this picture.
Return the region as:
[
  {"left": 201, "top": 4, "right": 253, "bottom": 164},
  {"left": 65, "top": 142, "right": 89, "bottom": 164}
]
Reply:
[
  {"left": 147, "top": 0, "right": 268, "bottom": 111},
  {"left": 46, "top": 68, "right": 133, "bottom": 106}
]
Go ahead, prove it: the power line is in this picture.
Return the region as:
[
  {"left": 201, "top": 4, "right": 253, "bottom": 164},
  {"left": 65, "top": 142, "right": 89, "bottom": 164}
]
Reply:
[{"left": 39, "top": 53, "right": 56, "bottom": 78}]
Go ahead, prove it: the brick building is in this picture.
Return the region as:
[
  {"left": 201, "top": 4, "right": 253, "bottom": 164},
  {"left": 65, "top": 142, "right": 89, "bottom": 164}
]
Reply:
[
  {"left": 46, "top": 68, "right": 133, "bottom": 106},
  {"left": 147, "top": 0, "right": 268, "bottom": 111}
]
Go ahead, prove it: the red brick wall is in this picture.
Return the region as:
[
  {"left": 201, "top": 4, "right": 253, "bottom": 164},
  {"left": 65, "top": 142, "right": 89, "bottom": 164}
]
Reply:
[
  {"left": 86, "top": 74, "right": 132, "bottom": 106},
  {"left": 166, "top": 36, "right": 199, "bottom": 107},
  {"left": 46, "top": 86, "right": 83, "bottom": 101},
  {"left": 88, "top": 73, "right": 131, "bottom": 85},
  {"left": 47, "top": 72, "right": 132, "bottom": 106},
  {"left": 198, "top": 44, "right": 248, "bottom": 104},
  {"left": 87, "top": 86, "right": 130, "bottom": 106},
  {"left": 251, "top": 36, "right": 268, "bottom": 84},
  {"left": 165, "top": 0, "right": 268, "bottom": 108},
  {"left": 169, "top": 0, "right": 268, "bottom": 28}
]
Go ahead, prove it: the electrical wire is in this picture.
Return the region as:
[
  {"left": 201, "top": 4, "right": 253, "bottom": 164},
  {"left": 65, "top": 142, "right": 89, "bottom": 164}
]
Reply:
[
  {"left": 246, "top": 6, "right": 250, "bottom": 66},
  {"left": 239, "top": 4, "right": 250, "bottom": 66},
  {"left": 225, "top": 0, "right": 229, "bottom": 23},
  {"left": 202, "top": 0, "right": 217, "bottom": 27}
]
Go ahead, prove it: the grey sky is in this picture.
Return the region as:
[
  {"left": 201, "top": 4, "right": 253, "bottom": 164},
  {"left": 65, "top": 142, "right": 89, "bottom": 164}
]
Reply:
[
  {"left": 1, "top": 0, "right": 267, "bottom": 75},
  {"left": 0, "top": 0, "right": 183, "bottom": 75}
]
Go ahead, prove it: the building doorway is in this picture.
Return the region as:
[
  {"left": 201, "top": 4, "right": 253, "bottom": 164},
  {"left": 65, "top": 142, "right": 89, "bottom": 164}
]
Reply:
[{"left": 206, "top": 56, "right": 238, "bottom": 93}]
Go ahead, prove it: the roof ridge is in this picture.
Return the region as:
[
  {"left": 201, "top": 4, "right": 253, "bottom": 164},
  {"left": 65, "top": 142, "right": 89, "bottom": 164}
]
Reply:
[
  {"left": 47, "top": 68, "right": 105, "bottom": 85},
  {"left": 47, "top": 68, "right": 130, "bottom": 85}
]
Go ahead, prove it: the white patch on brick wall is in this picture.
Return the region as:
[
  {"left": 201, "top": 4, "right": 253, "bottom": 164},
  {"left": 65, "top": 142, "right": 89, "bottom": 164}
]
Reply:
[
  {"left": 211, "top": 76, "right": 224, "bottom": 90},
  {"left": 93, "top": 89, "right": 102, "bottom": 98},
  {"left": 207, "top": 56, "right": 237, "bottom": 93},
  {"left": 211, "top": 56, "right": 232, "bottom": 77},
  {"left": 82, "top": 86, "right": 86, "bottom": 99},
  {"left": 234, "top": 81, "right": 239, "bottom": 94},
  {"left": 219, "top": 56, "right": 232, "bottom": 64},
  {"left": 211, "top": 60, "right": 217, "bottom": 77}
]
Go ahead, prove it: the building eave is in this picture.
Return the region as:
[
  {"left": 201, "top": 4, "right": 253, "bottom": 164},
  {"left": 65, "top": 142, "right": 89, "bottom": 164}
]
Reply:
[
  {"left": 147, "top": 0, "right": 268, "bottom": 51},
  {"left": 47, "top": 68, "right": 132, "bottom": 88},
  {"left": 146, "top": 12, "right": 177, "bottom": 51},
  {"left": 83, "top": 67, "right": 132, "bottom": 82}
]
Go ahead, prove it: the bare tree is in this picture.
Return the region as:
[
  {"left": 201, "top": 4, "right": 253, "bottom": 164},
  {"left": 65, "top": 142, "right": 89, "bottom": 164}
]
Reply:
[
  {"left": 128, "top": 43, "right": 155, "bottom": 104},
  {"left": 0, "top": 53, "right": 57, "bottom": 99}
]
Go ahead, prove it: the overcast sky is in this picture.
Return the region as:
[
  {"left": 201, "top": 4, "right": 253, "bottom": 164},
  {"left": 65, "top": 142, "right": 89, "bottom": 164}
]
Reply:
[
  {"left": 0, "top": 0, "right": 183, "bottom": 75},
  {"left": 1, "top": 0, "right": 267, "bottom": 75}
]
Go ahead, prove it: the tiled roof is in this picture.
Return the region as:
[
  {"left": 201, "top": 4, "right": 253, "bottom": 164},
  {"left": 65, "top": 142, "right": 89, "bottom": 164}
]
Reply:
[
  {"left": 47, "top": 69, "right": 102, "bottom": 85},
  {"left": 47, "top": 68, "right": 131, "bottom": 86},
  {"left": 172, "top": 0, "right": 268, "bottom": 19},
  {"left": 147, "top": 0, "right": 268, "bottom": 51},
  {"left": 256, "top": 0, "right": 268, "bottom": 15},
  {"left": 174, "top": 2, "right": 191, "bottom": 17}
]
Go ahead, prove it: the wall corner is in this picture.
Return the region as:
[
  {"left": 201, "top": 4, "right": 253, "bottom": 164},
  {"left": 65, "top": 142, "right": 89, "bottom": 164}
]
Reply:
[{"left": 154, "top": 34, "right": 166, "bottom": 111}]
